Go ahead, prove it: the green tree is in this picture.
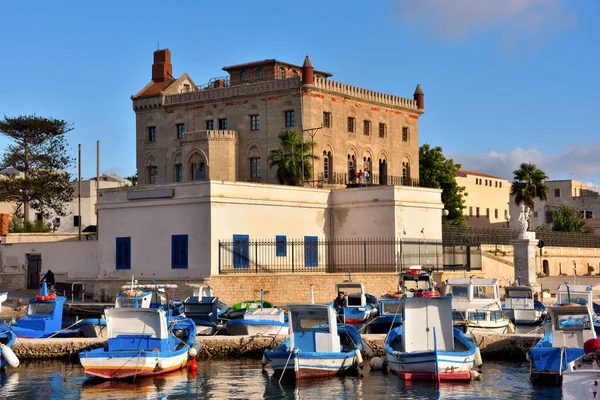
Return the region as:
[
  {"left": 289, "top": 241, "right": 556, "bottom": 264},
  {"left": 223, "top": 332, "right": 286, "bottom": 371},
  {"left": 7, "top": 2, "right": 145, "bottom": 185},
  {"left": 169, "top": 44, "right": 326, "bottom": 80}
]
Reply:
[
  {"left": 8, "top": 215, "right": 51, "bottom": 233},
  {"left": 552, "top": 205, "right": 587, "bottom": 232},
  {"left": 419, "top": 144, "right": 467, "bottom": 225},
  {"left": 125, "top": 171, "right": 138, "bottom": 186},
  {"left": 510, "top": 163, "right": 549, "bottom": 229},
  {"left": 0, "top": 115, "right": 75, "bottom": 224},
  {"left": 268, "top": 129, "right": 319, "bottom": 186}
]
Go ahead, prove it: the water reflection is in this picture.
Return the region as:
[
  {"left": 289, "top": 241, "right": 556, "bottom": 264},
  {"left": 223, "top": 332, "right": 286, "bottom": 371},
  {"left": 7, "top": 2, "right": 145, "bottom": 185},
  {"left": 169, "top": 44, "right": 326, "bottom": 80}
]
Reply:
[{"left": 0, "top": 359, "right": 563, "bottom": 400}]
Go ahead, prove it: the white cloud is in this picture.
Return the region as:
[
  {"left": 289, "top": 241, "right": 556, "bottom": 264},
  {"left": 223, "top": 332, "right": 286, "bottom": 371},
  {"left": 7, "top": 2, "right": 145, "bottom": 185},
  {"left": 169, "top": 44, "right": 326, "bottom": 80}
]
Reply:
[
  {"left": 448, "top": 144, "right": 600, "bottom": 185},
  {"left": 396, "top": 0, "right": 576, "bottom": 47}
]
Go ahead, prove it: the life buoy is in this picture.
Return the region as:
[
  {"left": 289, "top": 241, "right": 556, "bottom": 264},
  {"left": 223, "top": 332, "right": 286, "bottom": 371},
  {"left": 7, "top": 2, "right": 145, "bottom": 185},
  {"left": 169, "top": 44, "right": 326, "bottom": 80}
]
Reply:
[
  {"left": 415, "top": 291, "right": 440, "bottom": 297},
  {"left": 36, "top": 293, "right": 56, "bottom": 301}
]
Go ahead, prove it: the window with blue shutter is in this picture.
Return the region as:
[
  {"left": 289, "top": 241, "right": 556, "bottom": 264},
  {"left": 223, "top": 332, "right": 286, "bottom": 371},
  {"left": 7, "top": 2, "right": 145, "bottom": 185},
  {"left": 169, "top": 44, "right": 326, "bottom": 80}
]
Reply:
[
  {"left": 116, "top": 237, "right": 131, "bottom": 270},
  {"left": 276, "top": 236, "right": 287, "bottom": 257},
  {"left": 304, "top": 236, "right": 318, "bottom": 267},
  {"left": 172, "top": 235, "right": 188, "bottom": 269},
  {"left": 233, "top": 234, "right": 249, "bottom": 268}
]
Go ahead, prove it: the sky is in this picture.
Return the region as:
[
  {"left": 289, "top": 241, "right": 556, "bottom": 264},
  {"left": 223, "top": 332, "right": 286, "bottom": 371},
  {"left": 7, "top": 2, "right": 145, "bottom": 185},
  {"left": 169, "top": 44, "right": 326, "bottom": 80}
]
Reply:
[{"left": 0, "top": 0, "right": 598, "bottom": 185}]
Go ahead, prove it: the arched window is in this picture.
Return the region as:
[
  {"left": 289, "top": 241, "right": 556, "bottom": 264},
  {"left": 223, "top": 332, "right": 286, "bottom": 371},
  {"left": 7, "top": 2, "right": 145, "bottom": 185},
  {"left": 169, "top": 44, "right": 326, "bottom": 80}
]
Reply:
[
  {"left": 379, "top": 159, "right": 388, "bottom": 185},
  {"left": 323, "top": 151, "right": 333, "bottom": 182},
  {"left": 402, "top": 161, "right": 411, "bottom": 185},
  {"left": 190, "top": 162, "right": 206, "bottom": 180},
  {"left": 363, "top": 156, "right": 371, "bottom": 172},
  {"left": 257, "top": 67, "right": 265, "bottom": 80},
  {"left": 240, "top": 70, "right": 249, "bottom": 82},
  {"left": 278, "top": 67, "right": 286, "bottom": 79}
]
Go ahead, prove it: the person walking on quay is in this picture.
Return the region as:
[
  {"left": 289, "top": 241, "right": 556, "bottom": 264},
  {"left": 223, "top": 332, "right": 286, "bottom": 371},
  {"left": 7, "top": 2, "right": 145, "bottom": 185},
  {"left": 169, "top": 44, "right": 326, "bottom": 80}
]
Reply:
[
  {"left": 357, "top": 170, "right": 364, "bottom": 184},
  {"left": 41, "top": 269, "right": 55, "bottom": 290},
  {"left": 363, "top": 169, "right": 370, "bottom": 185},
  {"left": 349, "top": 167, "right": 356, "bottom": 184}
]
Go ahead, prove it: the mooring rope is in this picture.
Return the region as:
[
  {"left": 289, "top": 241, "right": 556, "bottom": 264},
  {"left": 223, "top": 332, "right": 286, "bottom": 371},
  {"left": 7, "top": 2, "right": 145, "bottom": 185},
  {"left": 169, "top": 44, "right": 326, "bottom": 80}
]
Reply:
[{"left": 279, "top": 348, "right": 297, "bottom": 385}]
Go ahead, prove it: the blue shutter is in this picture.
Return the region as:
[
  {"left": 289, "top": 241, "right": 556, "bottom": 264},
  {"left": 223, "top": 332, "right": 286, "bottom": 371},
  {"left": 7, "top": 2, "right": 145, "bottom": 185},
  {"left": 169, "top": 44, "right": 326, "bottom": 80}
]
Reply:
[
  {"left": 116, "top": 237, "right": 131, "bottom": 270},
  {"left": 172, "top": 235, "right": 188, "bottom": 269},
  {"left": 233, "top": 234, "right": 249, "bottom": 268},
  {"left": 275, "top": 235, "right": 287, "bottom": 257},
  {"left": 304, "top": 236, "right": 318, "bottom": 267}
]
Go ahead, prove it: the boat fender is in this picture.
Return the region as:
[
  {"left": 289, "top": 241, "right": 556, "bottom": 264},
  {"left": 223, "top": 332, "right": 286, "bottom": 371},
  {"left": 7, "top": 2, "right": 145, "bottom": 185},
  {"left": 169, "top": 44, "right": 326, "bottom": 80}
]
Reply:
[
  {"left": 188, "top": 343, "right": 202, "bottom": 358},
  {"left": 369, "top": 356, "right": 384, "bottom": 370},
  {"left": 470, "top": 369, "right": 482, "bottom": 381},
  {"left": 507, "top": 321, "right": 516, "bottom": 334},
  {"left": 474, "top": 347, "right": 483, "bottom": 367},
  {"left": 354, "top": 349, "right": 363, "bottom": 366},
  {"left": 1, "top": 344, "right": 20, "bottom": 368}
]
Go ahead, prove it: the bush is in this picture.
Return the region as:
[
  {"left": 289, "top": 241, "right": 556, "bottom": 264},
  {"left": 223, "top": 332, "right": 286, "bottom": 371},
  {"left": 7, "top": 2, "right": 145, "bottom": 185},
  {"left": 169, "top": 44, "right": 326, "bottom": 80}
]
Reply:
[{"left": 8, "top": 216, "right": 52, "bottom": 233}]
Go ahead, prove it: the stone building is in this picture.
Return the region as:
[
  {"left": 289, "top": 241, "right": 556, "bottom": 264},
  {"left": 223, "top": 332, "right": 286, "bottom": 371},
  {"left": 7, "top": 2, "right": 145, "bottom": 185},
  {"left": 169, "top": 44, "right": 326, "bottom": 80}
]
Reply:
[
  {"left": 455, "top": 169, "right": 511, "bottom": 228},
  {"left": 509, "top": 179, "right": 600, "bottom": 234},
  {"left": 132, "top": 49, "right": 424, "bottom": 187}
]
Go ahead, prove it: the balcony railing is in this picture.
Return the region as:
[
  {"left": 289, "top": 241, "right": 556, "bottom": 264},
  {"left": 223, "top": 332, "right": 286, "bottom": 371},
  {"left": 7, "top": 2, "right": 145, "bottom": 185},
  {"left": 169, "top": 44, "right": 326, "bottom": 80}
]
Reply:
[{"left": 318, "top": 172, "right": 420, "bottom": 187}]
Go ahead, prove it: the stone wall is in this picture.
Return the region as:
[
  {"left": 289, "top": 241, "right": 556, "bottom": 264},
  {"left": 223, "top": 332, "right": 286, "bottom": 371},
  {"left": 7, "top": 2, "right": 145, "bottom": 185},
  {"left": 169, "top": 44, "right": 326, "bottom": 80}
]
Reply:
[
  {"left": 207, "top": 272, "right": 399, "bottom": 305},
  {"left": 0, "top": 273, "right": 25, "bottom": 291}
]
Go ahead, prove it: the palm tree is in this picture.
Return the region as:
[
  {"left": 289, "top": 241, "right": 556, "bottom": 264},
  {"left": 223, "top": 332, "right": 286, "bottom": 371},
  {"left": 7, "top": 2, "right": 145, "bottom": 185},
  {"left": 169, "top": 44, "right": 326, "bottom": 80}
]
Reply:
[
  {"left": 268, "top": 129, "right": 319, "bottom": 186},
  {"left": 510, "top": 163, "right": 549, "bottom": 230}
]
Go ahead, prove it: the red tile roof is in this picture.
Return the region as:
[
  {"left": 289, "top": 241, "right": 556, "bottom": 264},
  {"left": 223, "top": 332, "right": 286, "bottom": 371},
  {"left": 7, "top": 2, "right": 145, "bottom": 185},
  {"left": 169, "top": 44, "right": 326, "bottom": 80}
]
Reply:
[
  {"left": 456, "top": 170, "right": 507, "bottom": 180},
  {"left": 135, "top": 80, "right": 175, "bottom": 98}
]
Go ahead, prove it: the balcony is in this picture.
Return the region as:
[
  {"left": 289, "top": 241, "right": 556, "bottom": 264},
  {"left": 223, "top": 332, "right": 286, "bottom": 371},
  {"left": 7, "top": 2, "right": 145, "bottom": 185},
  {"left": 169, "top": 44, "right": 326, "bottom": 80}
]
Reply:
[{"left": 316, "top": 172, "right": 420, "bottom": 188}]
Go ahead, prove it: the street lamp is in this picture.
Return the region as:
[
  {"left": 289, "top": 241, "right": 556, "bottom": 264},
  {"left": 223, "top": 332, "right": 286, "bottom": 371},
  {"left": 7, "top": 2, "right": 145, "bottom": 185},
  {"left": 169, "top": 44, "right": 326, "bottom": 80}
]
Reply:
[
  {"left": 505, "top": 213, "right": 511, "bottom": 229},
  {"left": 442, "top": 209, "right": 449, "bottom": 218}
]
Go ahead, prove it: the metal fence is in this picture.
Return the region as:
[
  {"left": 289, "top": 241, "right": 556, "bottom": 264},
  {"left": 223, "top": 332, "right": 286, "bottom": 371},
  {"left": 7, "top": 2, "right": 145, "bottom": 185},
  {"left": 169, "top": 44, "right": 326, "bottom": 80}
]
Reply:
[
  {"left": 443, "top": 225, "right": 600, "bottom": 248},
  {"left": 316, "top": 172, "right": 420, "bottom": 187},
  {"left": 218, "top": 238, "right": 482, "bottom": 274}
]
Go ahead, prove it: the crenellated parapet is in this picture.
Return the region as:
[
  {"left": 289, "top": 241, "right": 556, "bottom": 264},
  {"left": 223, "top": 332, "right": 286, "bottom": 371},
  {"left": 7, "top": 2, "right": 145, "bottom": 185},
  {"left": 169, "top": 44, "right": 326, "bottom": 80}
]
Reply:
[
  {"left": 312, "top": 77, "right": 419, "bottom": 111},
  {"left": 181, "top": 130, "right": 238, "bottom": 143},
  {"left": 164, "top": 77, "right": 302, "bottom": 106},
  {"left": 132, "top": 96, "right": 163, "bottom": 111}
]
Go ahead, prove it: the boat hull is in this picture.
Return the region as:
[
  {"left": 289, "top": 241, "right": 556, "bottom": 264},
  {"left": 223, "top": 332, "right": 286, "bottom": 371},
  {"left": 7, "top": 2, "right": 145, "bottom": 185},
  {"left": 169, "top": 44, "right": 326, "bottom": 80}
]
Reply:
[
  {"left": 78, "top": 319, "right": 108, "bottom": 338},
  {"left": 563, "top": 370, "right": 600, "bottom": 400},
  {"left": 504, "top": 308, "right": 542, "bottom": 325},
  {"left": 266, "top": 352, "right": 358, "bottom": 379},
  {"left": 79, "top": 350, "right": 189, "bottom": 379},
  {"left": 387, "top": 351, "right": 474, "bottom": 381},
  {"left": 455, "top": 319, "right": 512, "bottom": 335},
  {"left": 226, "top": 321, "right": 288, "bottom": 336}
]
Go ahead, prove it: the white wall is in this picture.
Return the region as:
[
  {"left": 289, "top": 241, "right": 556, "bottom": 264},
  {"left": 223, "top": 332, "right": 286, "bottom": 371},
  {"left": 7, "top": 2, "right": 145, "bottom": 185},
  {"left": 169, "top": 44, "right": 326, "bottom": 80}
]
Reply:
[{"left": 0, "top": 240, "right": 98, "bottom": 279}]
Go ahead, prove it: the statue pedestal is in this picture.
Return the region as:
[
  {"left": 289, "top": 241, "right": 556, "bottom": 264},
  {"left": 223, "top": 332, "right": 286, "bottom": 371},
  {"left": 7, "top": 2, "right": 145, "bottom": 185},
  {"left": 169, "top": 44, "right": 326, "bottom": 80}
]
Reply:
[{"left": 512, "top": 232, "right": 539, "bottom": 287}]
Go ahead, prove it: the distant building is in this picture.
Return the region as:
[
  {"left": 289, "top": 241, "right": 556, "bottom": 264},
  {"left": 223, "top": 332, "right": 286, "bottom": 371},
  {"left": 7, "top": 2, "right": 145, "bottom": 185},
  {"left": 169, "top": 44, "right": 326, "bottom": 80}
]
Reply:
[
  {"left": 28, "top": 174, "right": 131, "bottom": 233},
  {"left": 510, "top": 179, "right": 600, "bottom": 234},
  {"left": 132, "top": 49, "right": 424, "bottom": 188},
  {"left": 455, "top": 169, "right": 511, "bottom": 228}
]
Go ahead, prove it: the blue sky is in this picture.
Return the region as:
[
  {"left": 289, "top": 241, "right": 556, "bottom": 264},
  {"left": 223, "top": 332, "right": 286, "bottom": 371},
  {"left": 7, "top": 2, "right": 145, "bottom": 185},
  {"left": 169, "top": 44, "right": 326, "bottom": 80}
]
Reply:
[{"left": 1, "top": 0, "right": 598, "bottom": 186}]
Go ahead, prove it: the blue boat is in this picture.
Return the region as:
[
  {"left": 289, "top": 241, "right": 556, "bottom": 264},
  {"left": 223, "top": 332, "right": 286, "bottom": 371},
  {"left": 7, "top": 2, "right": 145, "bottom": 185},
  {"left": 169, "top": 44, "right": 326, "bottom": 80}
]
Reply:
[
  {"left": 329, "top": 282, "right": 378, "bottom": 327},
  {"left": 225, "top": 307, "right": 288, "bottom": 336},
  {"left": 79, "top": 307, "right": 198, "bottom": 379},
  {"left": 528, "top": 304, "right": 596, "bottom": 384},
  {"left": 262, "top": 304, "right": 363, "bottom": 379},
  {"left": 384, "top": 296, "right": 482, "bottom": 382},
  {"left": 368, "top": 298, "right": 404, "bottom": 334},
  {"left": 555, "top": 284, "right": 600, "bottom": 332},
  {"left": 502, "top": 285, "right": 546, "bottom": 325},
  {"left": 0, "top": 326, "right": 19, "bottom": 371},
  {"left": 7, "top": 283, "right": 78, "bottom": 339},
  {"left": 183, "top": 286, "right": 227, "bottom": 335}
]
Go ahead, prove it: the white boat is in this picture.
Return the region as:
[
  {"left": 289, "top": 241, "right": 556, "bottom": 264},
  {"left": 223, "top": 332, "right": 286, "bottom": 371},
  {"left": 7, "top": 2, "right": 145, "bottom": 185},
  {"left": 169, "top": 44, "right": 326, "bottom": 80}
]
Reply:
[
  {"left": 502, "top": 285, "right": 546, "bottom": 325},
  {"left": 263, "top": 304, "right": 362, "bottom": 379},
  {"left": 225, "top": 307, "right": 288, "bottom": 336},
  {"left": 384, "top": 296, "right": 482, "bottom": 381},
  {"left": 79, "top": 308, "right": 197, "bottom": 379},
  {"left": 528, "top": 304, "right": 596, "bottom": 384},
  {"left": 562, "top": 340, "right": 600, "bottom": 400},
  {"left": 444, "top": 277, "right": 514, "bottom": 335},
  {"left": 382, "top": 265, "right": 439, "bottom": 299},
  {"left": 329, "top": 282, "right": 378, "bottom": 326},
  {"left": 183, "top": 286, "right": 227, "bottom": 335}
]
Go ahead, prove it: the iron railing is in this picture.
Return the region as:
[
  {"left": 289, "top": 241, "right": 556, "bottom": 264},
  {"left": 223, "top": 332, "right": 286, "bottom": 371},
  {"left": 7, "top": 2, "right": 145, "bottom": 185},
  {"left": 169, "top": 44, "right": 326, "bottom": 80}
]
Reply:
[
  {"left": 317, "top": 172, "right": 420, "bottom": 187},
  {"left": 443, "top": 225, "right": 600, "bottom": 248},
  {"left": 218, "top": 238, "right": 481, "bottom": 274}
]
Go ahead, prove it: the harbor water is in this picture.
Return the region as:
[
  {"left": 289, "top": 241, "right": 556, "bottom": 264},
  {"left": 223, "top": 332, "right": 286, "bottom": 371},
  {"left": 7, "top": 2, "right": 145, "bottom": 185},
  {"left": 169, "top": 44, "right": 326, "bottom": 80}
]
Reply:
[{"left": 1, "top": 359, "right": 560, "bottom": 399}]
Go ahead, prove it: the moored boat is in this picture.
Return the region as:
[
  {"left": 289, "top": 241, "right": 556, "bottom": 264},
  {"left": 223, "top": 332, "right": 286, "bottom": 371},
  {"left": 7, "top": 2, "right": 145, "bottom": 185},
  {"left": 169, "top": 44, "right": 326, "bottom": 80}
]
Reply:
[
  {"left": 7, "top": 283, "right": 78, "bottom": 339},
  {"left": 383, "top": 266, "right": 438, "bottom": 299},
  {"left": 502, "top": 285, "right": 546, "bottom": 325},
  {"left": 329, "top": 282, "right": 378, "bottom": 327},
  {"left": 262, "top": 304, "right": 363, "bottom": 379},
  {"left": 562, "top": 338, "right": 600, "bottom": 399},
  {"left": 183, "top": 286, "right": 227, "bottom": 335},
  {"left": 78, "top": 307, "right": 197, "bottom": 379},
  {"left": 555, "top": 284, "right": 600, "bottom": 332},
  {"left": 384, "top": 296, "right": 482, "bottom": 382},
  {"left": 444, "top": 277, "right": 514, "bottom": 335},
  {"left": 225, "top": 307, "right": 288, "bottom": 336},
  {"left": 528, "top": 303, "right": 596, "bottom": 384},
  {"left": 368, "top": 299, "right": 403, "bottom": 334}
]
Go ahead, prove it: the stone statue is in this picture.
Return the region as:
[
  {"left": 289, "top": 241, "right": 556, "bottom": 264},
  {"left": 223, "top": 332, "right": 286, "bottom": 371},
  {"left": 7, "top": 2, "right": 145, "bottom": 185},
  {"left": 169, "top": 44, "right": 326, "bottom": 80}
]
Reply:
[{"left": 517, "top": 203, "right": 529, "bottom": 238}]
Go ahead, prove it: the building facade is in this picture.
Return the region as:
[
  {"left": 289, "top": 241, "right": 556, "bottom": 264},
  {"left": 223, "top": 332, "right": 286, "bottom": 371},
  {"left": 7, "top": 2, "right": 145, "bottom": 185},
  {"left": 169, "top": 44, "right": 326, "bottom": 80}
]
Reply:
[
  {"left": 132, "top": 49, "right": 424, "bottom": 187},
  {"left": 509, "top": 179, "right": 600, "bottom": 234},
  {"left": 455, "top": 170, "right": 511, "bottom": 228}
]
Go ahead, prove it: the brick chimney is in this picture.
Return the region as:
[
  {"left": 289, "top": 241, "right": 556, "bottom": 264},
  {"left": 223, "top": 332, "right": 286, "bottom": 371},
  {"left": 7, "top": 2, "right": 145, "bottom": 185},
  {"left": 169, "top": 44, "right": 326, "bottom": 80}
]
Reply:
[
  {"left": 414, "top": 84, "right": 424, "bottom": 110},
  {"left": 152, "top": 49, "right": 173, "bottom": 83},
  {"left": 301, "top": 54, "right": 314, "bottom": 85}
]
